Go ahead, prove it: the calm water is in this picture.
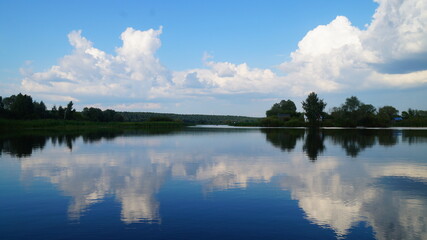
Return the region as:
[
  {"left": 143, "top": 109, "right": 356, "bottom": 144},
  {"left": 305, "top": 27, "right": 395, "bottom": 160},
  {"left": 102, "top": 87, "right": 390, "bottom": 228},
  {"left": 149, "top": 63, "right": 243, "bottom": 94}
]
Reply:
[{"left": 1, "top": 127, "right": 426, "bottom": 240}]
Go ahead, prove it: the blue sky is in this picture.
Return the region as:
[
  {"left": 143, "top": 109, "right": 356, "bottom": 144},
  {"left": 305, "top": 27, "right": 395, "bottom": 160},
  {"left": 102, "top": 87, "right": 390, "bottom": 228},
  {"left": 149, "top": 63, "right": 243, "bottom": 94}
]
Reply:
[{"left": 1, "top": 0, "right": 426, "bottom": 116}]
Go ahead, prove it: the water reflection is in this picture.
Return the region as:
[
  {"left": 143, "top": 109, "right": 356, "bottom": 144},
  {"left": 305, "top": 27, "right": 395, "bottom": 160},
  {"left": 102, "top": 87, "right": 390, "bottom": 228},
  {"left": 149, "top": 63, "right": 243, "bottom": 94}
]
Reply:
[
  {"left": 402, "top": 130, "right": 427, "bottom": 144},
  {"left": 19, "top": 143, "right": 166, "bottom": 224},
  {"left": 0, "top": 134, "right": 47, "bottom": 157},
  {"left": 1, "top": 128, "right": 427, "bottom": 239},
  {"left": 303, "top": 129, "right": 325, "bottom": 160},
  {"left": 262, "top": 128, "right": 326, "bottom": 160},
  {"left": 0, "top": 129, "right": 182, "bottom": 157},
  {"left": 4, "top": 129, "right": 182, "bottom": 224},
  {"left": 262, "top": 129, "right": 406, "bottom": 159},
  {"left": 261, "top": 128, "right": 304, "bottom": 152},
  {"left": 3, "top": 128, "right": 423, "bottom": 160},
  {"left": 327, "top": 130, "right": 377, "bottom": 157}
]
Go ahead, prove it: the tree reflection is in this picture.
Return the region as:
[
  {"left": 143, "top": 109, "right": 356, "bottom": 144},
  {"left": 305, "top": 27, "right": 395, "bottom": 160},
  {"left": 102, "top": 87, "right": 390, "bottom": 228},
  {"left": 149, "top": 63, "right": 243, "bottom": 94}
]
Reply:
[
  {"left": 326, "top": 130, "right": 376, "bottom": 157},
  {"left": 51, "top": 134, "right": 78, "bottom": 151},
  {"left": 376, "top": 130, "right": 398, "bottom": 146},
  {"left": 326, "top": 129, "right": 399, "bottom": 157},
  {"left": 303, "top": 128, "right": 325, "bottom": 161},
  {"left": 262, "top": 128, "right": 403, "bottom": 159},
  {"left": 0, "top": 135, "right": 47, "bottom": 157},
  {"left": 0, "top": 129, "right": 183, "bottom": 158},
  {"left": 262, "top": 128, "right": 304, "bottom": 152},
  {"left": 262, "top": 128, "right": 325, "bottom": 161},
  {"left": 402, "top": 130, "right": 427, "bottom": 144}
]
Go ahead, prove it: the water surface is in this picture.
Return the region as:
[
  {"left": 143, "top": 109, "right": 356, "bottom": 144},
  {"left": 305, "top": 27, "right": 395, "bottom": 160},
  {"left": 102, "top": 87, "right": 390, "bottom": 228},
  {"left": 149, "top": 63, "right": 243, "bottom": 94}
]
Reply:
[{"left": 1, "top": 127, "right": 426, "bottom": 240}]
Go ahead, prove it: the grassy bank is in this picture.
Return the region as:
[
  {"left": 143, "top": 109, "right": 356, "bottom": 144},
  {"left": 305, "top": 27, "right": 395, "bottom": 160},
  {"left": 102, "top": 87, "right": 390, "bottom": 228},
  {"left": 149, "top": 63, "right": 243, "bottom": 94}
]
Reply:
[{"left": 0, "top": 118, "right": 185, "bottom": 131}]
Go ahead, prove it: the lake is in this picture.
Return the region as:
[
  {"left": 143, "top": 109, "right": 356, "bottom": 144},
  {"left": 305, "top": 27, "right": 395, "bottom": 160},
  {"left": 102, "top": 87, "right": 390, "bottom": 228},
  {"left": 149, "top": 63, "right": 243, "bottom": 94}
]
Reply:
[{"left": 1, "top": 127, "right": 426, "bottom": 240}]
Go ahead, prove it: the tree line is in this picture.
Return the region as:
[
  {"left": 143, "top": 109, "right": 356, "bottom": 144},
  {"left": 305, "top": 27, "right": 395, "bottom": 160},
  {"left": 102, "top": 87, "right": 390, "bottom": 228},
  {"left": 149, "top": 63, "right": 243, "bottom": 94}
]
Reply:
[
  {"left": 263, "top": 92, "right": 427, "bottom": 127},
  {"left": 1, "top": 92, "right": 426, "bottom": 127},
  {"left": 120, "top": 112, "right": 259, "bottom": 124},
  {"left": 0, "top": 93, "right": 123, "bottom": 122},
  {"left": 0, "top": 93, "right": 259, "bottom": 124}
]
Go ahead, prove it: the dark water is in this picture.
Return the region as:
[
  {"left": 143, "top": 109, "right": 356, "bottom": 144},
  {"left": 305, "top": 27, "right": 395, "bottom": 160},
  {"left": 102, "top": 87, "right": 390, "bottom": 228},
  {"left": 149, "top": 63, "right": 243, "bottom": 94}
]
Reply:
[{"left": 1, "top": 127, "right": 426, "bottom": 240}]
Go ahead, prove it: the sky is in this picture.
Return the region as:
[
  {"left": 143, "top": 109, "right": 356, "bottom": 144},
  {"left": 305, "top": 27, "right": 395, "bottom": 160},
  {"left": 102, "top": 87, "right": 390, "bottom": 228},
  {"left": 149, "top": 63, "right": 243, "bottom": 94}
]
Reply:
[{"left": 1, "top": 0, "right": 426, "bottom": 117}]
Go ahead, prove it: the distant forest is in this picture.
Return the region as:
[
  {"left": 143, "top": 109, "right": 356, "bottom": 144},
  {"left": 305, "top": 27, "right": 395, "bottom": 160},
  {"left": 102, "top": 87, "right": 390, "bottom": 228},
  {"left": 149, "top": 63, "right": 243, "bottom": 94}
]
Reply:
[
  {"left": 0, "top": 93, "right": 259, "bottom": 125},
  {"left": 120, "top": 112, "right": 259, "bottom": 124}
]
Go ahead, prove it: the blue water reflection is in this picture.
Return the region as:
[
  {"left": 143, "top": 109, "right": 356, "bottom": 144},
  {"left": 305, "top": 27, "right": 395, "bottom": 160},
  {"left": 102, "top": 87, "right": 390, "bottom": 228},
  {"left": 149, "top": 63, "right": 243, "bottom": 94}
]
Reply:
[{"left": 0, "top": 128, "right": 426, "bottom": 239}]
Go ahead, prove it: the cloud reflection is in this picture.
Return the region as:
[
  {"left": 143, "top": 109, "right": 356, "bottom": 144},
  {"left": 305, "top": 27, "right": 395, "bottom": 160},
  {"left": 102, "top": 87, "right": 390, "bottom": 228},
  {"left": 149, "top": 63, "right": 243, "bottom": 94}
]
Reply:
[{"left": 21, "top": 153, "right": 165, "bottom": 224}]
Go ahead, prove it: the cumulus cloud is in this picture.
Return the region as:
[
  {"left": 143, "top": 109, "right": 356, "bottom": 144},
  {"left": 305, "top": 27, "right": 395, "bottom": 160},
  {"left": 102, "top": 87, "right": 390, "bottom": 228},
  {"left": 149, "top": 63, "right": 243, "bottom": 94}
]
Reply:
[
  {"left": 279, "top": 16, "right": 373, "bottom": 94},
  {"left": 364, "top": 0, "right": 427, "bottom": 62},
  {"left": 20, "top": 0, "right": 427, "bottom": 110},
  {"left": 172, "top": 60, "right": 281, "bottom": 95},
  {"left": 21, "top": 27, "right": 170, "bottom": 104},
  {"left": 280, "top": 0, "right": 427, "bottom": 94}
]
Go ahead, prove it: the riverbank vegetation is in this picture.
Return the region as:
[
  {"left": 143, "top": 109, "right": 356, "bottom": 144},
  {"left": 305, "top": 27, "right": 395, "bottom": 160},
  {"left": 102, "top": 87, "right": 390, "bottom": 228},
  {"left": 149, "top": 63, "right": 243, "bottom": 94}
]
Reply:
[
  {"left": 0, "top": 93, "right": 258, "bottom": 130},
  {"left": 1, "top": 92, "right": 426, "bottom": 130},
  {"left": 254, "top": 92, "right": 427, "bottom": 128}
]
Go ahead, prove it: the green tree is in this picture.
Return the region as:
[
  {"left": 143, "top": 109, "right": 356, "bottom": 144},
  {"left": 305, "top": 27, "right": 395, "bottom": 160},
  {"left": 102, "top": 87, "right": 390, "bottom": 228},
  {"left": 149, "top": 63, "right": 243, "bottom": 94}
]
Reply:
[
  {"left": 64, "top": 101, "right": 75, "bottom": 120},
  {"left": 341, "top": 96, "right": 362, "bottom": 127},
  {"left": 266, "top": 99, "right": 297, "bottom": 117},
  {"left": 401, "top": 108, "right": 427, "bottom": 119},
  {"left": 358, "top": 103, "right": 377, "bottom": 126},
  {"left": 2, "top": 95, "right": 16, "bottom": 111},
  {"left": 82, "top": 107, "right": 104, "bottom": 121},
  {"left": 378, "top": 106, "right": 399, "bottom": 126},
  {"left": 7, "top": 93, "right": 34, "bottom": 119},
  {"left": 401, "top": 111, "right": 410, "bottom": 119},
  {"left": 50, "top": 105, "right": 58, "bottom": 119},
  {"left": 331, "top": 96, "right": 377, "bottom": 127},
  {"left": 342, "top": 96, "right": 361, "bottom": 112},
  {"left": 302, "top": 92, "right": 326, "bottom": 127},
  {"left": 57, "top": 106, "right": 65, "bottom": 120},
  {"left": 102, "top": 109, "right": 116, "bottom": 122},
  {"left": 33, "top": 100, "right": 47, "bottom": 118},
  {"left": 102, "top": 109, "right": 124, "bottom": 122}
]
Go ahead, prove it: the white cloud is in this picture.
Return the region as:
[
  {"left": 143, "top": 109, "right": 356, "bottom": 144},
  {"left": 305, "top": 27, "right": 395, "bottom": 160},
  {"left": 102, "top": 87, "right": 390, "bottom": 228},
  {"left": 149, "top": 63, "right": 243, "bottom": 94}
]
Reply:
[
  {"left": 21, "top": 27, "right": 170, "bottom": 105},
  {"left": 279, "top": 0, "right": 427, "bottom": 95},
  {"left": 365, "top": 0, "right": 427, "bottom": 61},
  {"left": 279, "top": 16, "right": 373, "bottom": 94},
  {"left": 116, "top": 27, "right": 170, "bottom": 87},
  {"left": 20, "top": 0, "right": 427, "bottom": 111},
  {"left": 172, "top": 59, "right": 283, "bottom": 95}
]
